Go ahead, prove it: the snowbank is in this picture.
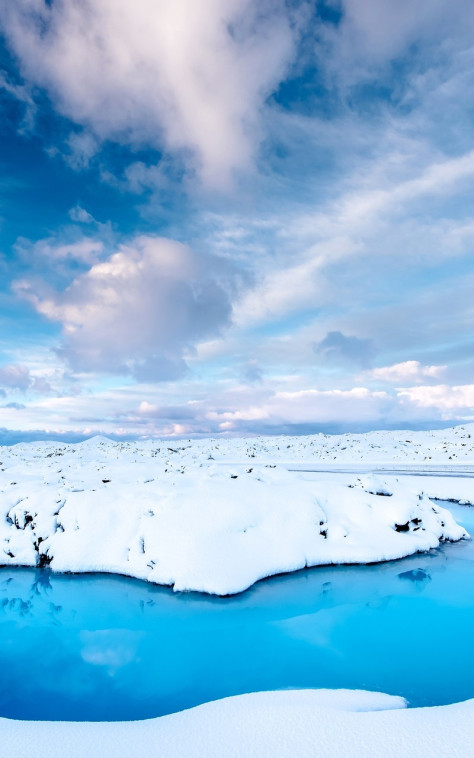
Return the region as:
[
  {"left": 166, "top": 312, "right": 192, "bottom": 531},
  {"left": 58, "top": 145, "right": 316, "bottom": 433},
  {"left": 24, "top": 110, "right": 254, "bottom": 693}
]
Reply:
[
  {"left": 0, "top": 431, "right": 469, "bottom": 594},
  {"left": 0, "top": 689, "right": 473, "bottom": 758}
]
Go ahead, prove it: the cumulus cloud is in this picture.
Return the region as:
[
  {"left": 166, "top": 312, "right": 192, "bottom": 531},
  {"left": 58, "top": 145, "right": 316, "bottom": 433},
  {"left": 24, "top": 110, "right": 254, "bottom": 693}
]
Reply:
[
  {"left": 0, "top": 0, "right": 300, "bottom": 186},
  {"left": 399, "top": 384, "right": 474, "bottom": 412},
  {"left": 13, "top": 235, "right": 236, "bottom": 381},
  {"left": 368, "top": 361, "right": 447, "bottom": 385}
]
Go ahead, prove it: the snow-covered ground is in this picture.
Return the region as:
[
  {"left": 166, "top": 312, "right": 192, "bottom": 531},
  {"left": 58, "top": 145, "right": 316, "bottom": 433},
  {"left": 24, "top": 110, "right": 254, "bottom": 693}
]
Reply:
[
  {"left": 1, "top": 425, "right": 473, "bottom": 595},
  {"left": 2, "top": 425, "right": 474, "bottom": 755},
  {"left": 1, "top": 689, "right": 473, "bottom": 758}
]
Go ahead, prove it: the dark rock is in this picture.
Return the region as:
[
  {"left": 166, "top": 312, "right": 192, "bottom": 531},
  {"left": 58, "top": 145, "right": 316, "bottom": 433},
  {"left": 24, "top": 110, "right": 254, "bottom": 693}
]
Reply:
[{"left": 394, "top": 522, "right": 410, "bottom": 532}]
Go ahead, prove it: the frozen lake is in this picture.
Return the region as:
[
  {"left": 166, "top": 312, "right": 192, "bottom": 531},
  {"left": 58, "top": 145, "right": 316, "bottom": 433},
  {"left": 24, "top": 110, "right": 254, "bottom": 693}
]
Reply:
[{"left": 0, "top": 501, "right": 473, "bottom": 722}]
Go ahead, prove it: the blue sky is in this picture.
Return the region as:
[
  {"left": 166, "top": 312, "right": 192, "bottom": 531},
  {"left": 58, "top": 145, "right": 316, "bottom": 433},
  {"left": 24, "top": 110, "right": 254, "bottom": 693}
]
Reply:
[{"left": 1, "top": 0, "right": 474, "bottom": 441}]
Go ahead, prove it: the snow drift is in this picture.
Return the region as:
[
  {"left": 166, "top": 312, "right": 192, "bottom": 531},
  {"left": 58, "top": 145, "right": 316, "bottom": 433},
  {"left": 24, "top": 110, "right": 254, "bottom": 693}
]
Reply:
[{"left": 1, "top": 689, "right": 473, "bottom": 758}]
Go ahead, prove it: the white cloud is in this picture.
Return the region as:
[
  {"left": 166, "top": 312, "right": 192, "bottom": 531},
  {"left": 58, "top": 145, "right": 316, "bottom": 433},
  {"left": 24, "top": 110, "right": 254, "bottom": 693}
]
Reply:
[
  {"left": 3, "top": 1, "right": 474, "bottom": 439},
  {"left": 68, "top": 206, "right": 95, "bottom": 224},
  {"left": 65, "top": 130, "right": 100, "bottom": 170},
  {"left": 206, "top": 387, "right": 394, "bottom": 428},
  {"left": 13, "top": 235, "right": 235, "bottom": 381},
  {"left": 322, "top": 0, "right": 474, "bottom": 86},
  {"left": 399, "top": 384, "right": 474, "bottom": 412},
  {"left": 16, "top": 235, "right": 105, "bottom": 268},
  {"left": 230, "top": 145, "right": 474, "bottom": 329},
  {"left": 0, "top": 0, "right": 299, "bottom": 186},
  {"left": 0, "top": 364, "right": 31, "bottom": 391},
  {"left": 368, "top": 361, "right": 447, "bottom": 385},
  {"left": 0, "top": 364, "right": 53, "bottom": 394},
  {"left": 44, "top": 239, "right": 104, "bottom": 265},
  {"left": 4, "top": 371, "right": 474, "bottom": 437}
]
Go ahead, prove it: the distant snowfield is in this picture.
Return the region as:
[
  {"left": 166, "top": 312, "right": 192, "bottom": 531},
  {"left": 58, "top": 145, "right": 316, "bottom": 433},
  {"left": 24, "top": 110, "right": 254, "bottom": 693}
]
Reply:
[
  {"left": 1, "top": 689, "right": 473, "bottom": 758},
  {"left": 1, "top": 424, "right": 473, "bottom": 595}
]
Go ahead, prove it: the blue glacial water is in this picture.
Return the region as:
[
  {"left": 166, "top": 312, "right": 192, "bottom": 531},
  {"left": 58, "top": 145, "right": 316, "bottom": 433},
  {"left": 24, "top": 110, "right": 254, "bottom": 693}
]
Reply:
[{"left": 0, "top": 501, "right": 473, "bottom": 721}]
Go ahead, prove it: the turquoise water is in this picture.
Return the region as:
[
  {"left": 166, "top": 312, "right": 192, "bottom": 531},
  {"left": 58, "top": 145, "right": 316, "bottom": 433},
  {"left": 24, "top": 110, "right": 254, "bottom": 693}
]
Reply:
[{"left": 0, "top": 502, "right": 473, "bottom": 721}]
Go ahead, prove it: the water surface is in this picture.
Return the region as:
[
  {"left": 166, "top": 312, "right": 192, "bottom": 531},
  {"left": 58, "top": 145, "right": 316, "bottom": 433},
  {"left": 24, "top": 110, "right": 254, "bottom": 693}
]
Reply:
[{"left": 0, "top": 501, "right": 473, "bottom": 721}]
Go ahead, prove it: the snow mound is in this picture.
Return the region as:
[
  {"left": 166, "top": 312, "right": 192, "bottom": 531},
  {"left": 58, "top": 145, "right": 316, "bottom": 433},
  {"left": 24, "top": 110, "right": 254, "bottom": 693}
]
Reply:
[
  {"left": 0, "top": 433, "right": 468, "bottom": 594},
  {"left": 0, "top": 689, "right": 473, "bottom": 758}
]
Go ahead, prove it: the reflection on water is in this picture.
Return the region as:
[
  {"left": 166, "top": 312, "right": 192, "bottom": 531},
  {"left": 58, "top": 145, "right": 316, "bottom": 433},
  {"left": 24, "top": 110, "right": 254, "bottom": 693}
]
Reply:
[
  {"left": 397, "top": 568, "right": 431, "bottom": 584},
  {"left": 0, "top": 502, "right": 473, "bottom": 721}
]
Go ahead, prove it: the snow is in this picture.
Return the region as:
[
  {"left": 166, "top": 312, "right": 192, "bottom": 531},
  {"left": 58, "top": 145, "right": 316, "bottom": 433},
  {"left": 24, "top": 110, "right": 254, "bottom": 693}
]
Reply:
[
  {"left": 0, "top": 425, "right": 472, "bottom": 595},
  {"left": 2, "top": 426, "right": 474, "bottom": 754},
  {"left": 0, "top": 689, "right": 473, "bottom": 758}
]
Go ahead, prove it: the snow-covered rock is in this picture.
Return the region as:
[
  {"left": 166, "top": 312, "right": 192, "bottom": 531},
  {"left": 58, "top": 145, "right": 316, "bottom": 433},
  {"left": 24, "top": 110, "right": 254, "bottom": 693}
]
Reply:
[{"left": 0, "top": 430, "right": 469, "bottom": 594}]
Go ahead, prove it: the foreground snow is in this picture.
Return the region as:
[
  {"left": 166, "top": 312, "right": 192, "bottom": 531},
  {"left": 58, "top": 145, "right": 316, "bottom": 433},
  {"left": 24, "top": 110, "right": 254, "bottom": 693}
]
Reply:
[
  {"left": 1, "top": 689, "right": 473, "bottom": 758},
  {"left": 0, "top": 426, "right": 472, "bottom": 594}
]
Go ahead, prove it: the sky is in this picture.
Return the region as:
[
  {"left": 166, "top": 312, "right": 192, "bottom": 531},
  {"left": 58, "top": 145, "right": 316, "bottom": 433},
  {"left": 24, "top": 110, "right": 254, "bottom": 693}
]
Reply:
[{"left": 1, "top": 0, "right": 474, "bottom": 442}]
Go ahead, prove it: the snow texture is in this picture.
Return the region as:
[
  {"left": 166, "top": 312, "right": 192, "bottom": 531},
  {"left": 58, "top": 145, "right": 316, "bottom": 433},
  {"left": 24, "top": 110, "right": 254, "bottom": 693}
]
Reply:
[
  {"left": 0, "top": 424, "right": 472, "bottom": 595},
  {"left": 1, "top": 689, "right": 473, "bottom": 758}
]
